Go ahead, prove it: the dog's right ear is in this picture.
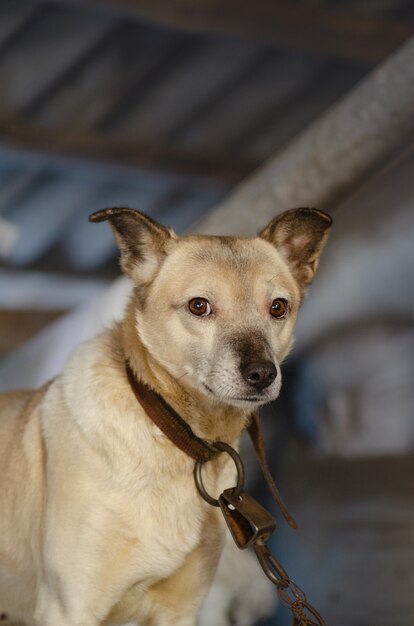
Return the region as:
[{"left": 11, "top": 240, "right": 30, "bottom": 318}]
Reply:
[{"left": 89, "top": 208, "right": 177, "bottom": 282}]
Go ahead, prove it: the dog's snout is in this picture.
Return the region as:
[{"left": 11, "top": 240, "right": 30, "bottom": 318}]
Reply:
[{"left": 240, "top": 361, "right": 277, "bottom": 390}]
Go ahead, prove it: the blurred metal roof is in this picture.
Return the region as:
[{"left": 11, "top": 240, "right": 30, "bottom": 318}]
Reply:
[{"left": 0, "top": 0, "right": 412, "bottom": 277}]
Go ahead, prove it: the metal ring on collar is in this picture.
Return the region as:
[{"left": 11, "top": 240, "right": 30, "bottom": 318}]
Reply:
[{"left": 194, "top": 441, "right": 245, "bottom": 507}]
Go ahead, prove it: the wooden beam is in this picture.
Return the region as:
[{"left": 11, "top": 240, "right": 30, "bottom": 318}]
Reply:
[
  {"left": 57, "top": 0, "right": 414, "bottom": 64},
  {"left": 196, "top": 37, "right": 414, "bottom": 235},
  {"left": 0, "top": 117, "right": 255, "bottom": 186}
]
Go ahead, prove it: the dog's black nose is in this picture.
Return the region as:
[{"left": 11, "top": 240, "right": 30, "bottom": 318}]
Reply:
[{"left": 240, "top": 361, "right": 277, "bottom": 390}]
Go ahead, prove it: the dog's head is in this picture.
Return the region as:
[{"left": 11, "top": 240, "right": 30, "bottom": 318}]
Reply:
[{"left": 90, "top": 207, "right": 331, "bottom": 408}]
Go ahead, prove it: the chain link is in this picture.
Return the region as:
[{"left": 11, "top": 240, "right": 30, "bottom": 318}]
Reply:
[{"left": 254, "top": 541, "right": 326, "bottom": 625}]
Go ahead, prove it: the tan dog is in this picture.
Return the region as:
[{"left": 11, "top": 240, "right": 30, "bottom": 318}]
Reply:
[{"left": 0, "top": 207, "right": 331, "bottom": 626}]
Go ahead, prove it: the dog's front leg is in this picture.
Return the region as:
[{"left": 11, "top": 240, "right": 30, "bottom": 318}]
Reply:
[
  {"left": 34, "top": 603, "right": 99, "bottom": 626},
  {"left": 139, "top": 512, "right": 225, "bottom": 626},
  {"left": 199, "top": 533, "right": 274, "bottom": 626},
  {"left": 34, "top": 584, "right": 100, "bottom": 626}
]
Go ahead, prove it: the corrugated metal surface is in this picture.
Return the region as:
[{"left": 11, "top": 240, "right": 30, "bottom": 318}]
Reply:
[{"left": 0, "top": 0, "right": 411, "bottom": 312}]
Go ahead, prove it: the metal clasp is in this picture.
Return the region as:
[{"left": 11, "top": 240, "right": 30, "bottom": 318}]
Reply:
[{"left": 218, "top": 488, "right": 277, "bottom": 549}]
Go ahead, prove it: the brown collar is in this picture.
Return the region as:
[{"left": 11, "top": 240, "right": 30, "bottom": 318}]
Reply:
[
  {"left": 125, "top": 361, "right": 297, "bottom": 529},
  {"left": 125, "top": 361, "right": 216, "bottom": 463}
]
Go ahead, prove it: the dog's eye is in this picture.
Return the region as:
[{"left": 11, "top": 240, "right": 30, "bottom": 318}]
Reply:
[
  {"left": 270, "top": 298, "right": 288, "bottom": 319},
  {"left": 188, "top": 298, "right": 211, "bottom": 317}
]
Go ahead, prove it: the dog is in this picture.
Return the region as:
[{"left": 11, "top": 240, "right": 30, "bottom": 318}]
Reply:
[{"left": 0, "top": 207, "right": 331, "bottom": 626}]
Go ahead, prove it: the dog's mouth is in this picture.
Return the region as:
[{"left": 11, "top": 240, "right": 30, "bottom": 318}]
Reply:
[{"left": 202, "top": 383, "right": 270, "bottom": 406}]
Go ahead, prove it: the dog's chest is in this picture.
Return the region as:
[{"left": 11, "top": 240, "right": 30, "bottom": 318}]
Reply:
[
  {"left": 136, "top": 476, "right": 206, "bottom": 564},
  {"left": 105, "top": 454, "right": 226, "bottom": 581},
  {"left": 103, "top": 463, "right": 225, "bottom": 623}
]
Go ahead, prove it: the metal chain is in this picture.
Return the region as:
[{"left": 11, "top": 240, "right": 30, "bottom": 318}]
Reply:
[
  {"left": 254, "top": 541, "right": 326, "bottom": 625},
  {"left": 195, "top": 442, "right": 327, "bottom": 626}
]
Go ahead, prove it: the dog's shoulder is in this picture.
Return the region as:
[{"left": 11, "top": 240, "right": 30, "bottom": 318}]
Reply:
[
  {"left": 58, "top": 327, "right": 127, "bottom": 408},
  {"left": 46, "top": 328, "right": 160, "bottom": 460},
  {"left": 0, "top": 381, "right": 52, "bottom": 427}
]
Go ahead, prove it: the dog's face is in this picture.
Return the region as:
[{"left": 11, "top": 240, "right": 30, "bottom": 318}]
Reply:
[
  {"left": 134, "top": 236, "right": 300, "bottom": 407},
  {"left": 90, "top": 208, "right": 331, "bottom": 408}
]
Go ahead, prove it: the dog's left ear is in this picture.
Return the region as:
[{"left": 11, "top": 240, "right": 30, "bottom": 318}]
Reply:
[
  {"left": 89, "top": 207, "right": 176, "bottom": 282},
  {"left": 259, "top": 207, "right": 332, "bottom": 289}
]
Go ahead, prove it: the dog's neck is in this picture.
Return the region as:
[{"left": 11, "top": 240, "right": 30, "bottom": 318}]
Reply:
[{"left": 118, "top": 300, "right": 251, "bottom": 445}]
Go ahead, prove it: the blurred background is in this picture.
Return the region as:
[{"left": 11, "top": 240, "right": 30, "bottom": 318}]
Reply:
[{"left": 0, "top": 1, "right": 413, "bottom": 625}]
